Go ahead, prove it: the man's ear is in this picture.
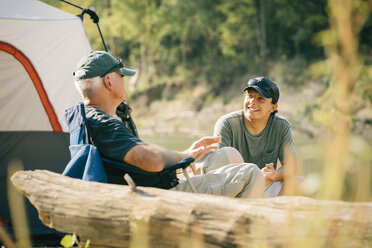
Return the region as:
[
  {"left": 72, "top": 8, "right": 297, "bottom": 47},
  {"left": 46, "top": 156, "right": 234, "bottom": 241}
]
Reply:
[
  {"left": 102, "top": 74, "right": 112, "bottom": 89},
  {"left": 271, "top": 103, "right": 278, "bottom": 113}
]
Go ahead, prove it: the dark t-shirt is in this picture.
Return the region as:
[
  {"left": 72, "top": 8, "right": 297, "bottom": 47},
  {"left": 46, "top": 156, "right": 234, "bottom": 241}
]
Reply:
[{"left": 85, "top": 105, "right": 144, "bottom": 162}]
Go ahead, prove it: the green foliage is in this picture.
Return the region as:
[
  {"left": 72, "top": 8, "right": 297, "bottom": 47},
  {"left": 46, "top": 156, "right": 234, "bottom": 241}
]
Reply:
[
  {"left": 41, "top": 0, "right": 371, "bottom": 105},
  {"left": 267, "top": 0, "right": 328, "bottom": 58}
]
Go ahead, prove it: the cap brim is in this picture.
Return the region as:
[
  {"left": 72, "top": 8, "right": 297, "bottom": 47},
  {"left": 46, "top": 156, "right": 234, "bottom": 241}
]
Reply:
[
  {"left": 243, "top": 86, "right": 272, "bottom": 99},
  {"left": 118, "top": 67, "right": 136, "bottom": 76}
]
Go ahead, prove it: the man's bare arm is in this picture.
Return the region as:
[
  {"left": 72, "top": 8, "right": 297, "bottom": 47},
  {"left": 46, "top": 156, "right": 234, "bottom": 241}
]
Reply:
[
  {"left": 124, "top": 144, "right": 186, "bottom": 172},
  {"left": 123, "top": 136, "right": 221, "bottom": 172}
]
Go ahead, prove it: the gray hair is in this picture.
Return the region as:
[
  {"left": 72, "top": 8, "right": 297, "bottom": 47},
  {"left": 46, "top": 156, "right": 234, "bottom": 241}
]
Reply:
[{"left": 74, "top": 74, "right": 103, "bottom": 98}]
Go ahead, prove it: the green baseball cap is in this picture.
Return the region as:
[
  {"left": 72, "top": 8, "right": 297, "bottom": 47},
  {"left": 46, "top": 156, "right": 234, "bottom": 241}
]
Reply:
[{"left": 73, "top": 51, "right": 136, "bottom": 80}]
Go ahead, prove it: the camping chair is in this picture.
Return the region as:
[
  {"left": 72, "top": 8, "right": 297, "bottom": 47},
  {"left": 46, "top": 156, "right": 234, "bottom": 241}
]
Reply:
[{"left": 62, "top": 102, "right": 196, "bottom": 192}]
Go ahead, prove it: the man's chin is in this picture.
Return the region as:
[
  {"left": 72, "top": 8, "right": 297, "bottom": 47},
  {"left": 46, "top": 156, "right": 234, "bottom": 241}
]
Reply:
[
  {"left": 244, "top": 111, "right": 254, "bottom": 120},
  {"left": 244, "top": 110, "right": 257, "bottom": 117}
]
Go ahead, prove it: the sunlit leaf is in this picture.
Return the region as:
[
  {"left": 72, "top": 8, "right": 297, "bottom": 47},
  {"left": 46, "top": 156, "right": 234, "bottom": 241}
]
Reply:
[{"left": 60, "top": 235, "right": 75, "bottom": 248}]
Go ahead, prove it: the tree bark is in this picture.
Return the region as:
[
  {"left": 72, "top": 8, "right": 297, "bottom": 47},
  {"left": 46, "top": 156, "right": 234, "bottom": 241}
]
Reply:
[{"left": 11, "top": 170, "right": 372, "bottom": 248}]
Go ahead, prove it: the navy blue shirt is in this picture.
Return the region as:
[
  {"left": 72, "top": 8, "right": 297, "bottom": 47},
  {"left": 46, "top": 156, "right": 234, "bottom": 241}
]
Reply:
[{"left": 85, "top": 105, "right": 144, "bottom": 162}]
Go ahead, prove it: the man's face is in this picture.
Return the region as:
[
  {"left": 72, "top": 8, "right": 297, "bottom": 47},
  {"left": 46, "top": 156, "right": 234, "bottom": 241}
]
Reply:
[
  {"left": 110, "top": 72, "right": 126, "bottom": 101},
  {"left": 243, "top": 90, "right": 277, "bottom": 121}
]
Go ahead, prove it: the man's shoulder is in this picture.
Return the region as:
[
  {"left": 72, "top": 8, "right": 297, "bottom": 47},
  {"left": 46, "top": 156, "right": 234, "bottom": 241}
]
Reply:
[
  {"left": 86, "top": 106, "right": 106, "bottom": 121},
  {"left": 272, "top": 114, "right": 291, "bottom": 128},
  {"left": 85, "top": 106, "right": 120, "bottom": 127}
]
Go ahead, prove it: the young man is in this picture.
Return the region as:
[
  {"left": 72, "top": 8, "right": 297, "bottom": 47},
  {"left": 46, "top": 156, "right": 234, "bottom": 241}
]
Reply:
[
  {"left": 213, "top": 77, "right": 298, "bottom": 197},
  {"left": 71, "top": 51, "right": 265, "bottom": 198}
]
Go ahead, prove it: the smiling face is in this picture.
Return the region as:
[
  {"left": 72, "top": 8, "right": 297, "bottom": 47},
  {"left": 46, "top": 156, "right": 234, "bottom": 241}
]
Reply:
[{"left": 243, "top": 89, "right": 277, "bottom": 122}]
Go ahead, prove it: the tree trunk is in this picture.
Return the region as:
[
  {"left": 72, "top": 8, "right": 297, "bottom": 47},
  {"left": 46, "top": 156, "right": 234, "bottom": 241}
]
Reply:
[
  {"left": 11, "top": 170, "right": 372, "bottom": 248},
  {"left": 259, "top": 0, "right": 266, "bottom": 74}
]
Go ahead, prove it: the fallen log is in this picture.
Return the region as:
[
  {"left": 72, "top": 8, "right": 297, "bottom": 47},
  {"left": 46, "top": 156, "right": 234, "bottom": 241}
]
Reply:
[{"left": 10, "top": 170, "right": 372, "bottom": 248}]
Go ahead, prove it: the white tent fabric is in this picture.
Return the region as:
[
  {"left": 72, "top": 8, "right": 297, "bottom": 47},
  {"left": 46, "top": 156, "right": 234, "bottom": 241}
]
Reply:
[
  {"left": 0, "top": 0, "right": 91, "bottom": 132},
  {"left": 0, "top": 51, "right": 51, "bottom": 130},
  {"left": 0, "top": 0, "right": 93, "bottom": 238}
]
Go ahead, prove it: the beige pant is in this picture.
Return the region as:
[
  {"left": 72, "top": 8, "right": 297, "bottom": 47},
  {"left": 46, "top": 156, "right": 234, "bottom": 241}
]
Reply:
[
  {"left": 171, "top": 147, "right": 265, "bottom": 198},
  {"left": 263, "top": 181, "right": 283, "bottom": 197}
]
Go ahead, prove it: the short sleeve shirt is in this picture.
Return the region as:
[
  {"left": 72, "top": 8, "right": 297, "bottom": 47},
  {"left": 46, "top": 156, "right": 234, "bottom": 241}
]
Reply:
[
  {"left": 85, "top": 106, "right": 144, "bottom": 162},
  {"left": 214, "top": 110, "right": 296, "bottom": 169}
]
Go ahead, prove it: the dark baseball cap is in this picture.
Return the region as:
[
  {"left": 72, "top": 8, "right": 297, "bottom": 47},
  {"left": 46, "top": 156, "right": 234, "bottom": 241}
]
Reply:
[
  {"left": 243, "top": 77, "right": 280, "bottom": 104},
  {"left": 73, "top": 51, "right": 136, "bottom": 80}
]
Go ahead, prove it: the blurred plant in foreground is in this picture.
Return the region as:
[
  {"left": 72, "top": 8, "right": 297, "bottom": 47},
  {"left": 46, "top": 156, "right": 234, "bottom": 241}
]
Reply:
[
  {"left": 313, "top": 0, "right": 371, "bottom": 201},
  {"left": 7, "top": 160, "right": 31, "bottom": 247}
]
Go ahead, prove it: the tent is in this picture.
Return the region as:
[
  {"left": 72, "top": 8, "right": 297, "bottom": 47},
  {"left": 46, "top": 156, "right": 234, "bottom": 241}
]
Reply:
[{"left": 0, "top": 0, "right": 91, "bottom": 240}]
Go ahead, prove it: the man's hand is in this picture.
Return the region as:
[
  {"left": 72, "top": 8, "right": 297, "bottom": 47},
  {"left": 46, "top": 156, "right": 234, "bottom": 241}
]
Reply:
[
  {"left": 261, "top": 163, "right": 279, "bottom": 186},
  {"left": 184, "top": 136, "right": 221, "bottom": 161},
  {"left": 181, "top": 136, "right": 221, "bottom": 176}
]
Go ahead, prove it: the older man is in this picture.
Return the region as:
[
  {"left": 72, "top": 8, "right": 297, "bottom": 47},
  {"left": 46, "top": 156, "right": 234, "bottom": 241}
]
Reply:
[{"left": 72, "top": 51, "right": 264, "bottom": 198}]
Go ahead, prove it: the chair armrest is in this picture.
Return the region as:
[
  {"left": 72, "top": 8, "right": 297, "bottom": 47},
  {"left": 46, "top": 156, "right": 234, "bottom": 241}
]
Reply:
[
  {"left": 160, "top": 157, "right": 195, "bottom": 174},
  {"left": 101, "top": 157, "right": 155, "bottom": 175},
  {"left": 102, "top": 157, "right": 194, "bottom": 175}
]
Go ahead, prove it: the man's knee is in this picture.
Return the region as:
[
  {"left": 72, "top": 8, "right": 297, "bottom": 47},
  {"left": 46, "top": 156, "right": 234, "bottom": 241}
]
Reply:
[
  {"left": 196, "top": 147, "right": 243, "bottom": 174},
  {"left": 238, "top": 163, "right": 264, "bottom": 198},
  {"left": 242, "top": 163, "right": 264, "bottom": 184},
  {"left": 218, "top": 146, "right": 244, "bottom": 164}
]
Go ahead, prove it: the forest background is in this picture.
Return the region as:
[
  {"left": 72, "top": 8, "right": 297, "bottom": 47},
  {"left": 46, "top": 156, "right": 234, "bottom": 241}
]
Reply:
[{"left": 42, "top": 0, "right": 371, "bottom": 200}]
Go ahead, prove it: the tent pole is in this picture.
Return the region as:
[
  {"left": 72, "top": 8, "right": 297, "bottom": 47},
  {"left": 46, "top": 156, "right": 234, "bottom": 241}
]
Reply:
[
  {"left": 59, "top": 0, "right": 84, "bottom": 10},
  {"left": 96, "top": 24, "right": 108, "bottom": 52},
  {"left": 57, "top": 0, "right": 108, "bottom": 52}
]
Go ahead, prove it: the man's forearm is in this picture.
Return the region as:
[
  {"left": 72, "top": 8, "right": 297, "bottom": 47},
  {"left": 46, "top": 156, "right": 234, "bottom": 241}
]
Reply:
[
  {"left": 124, "top": 144, "right": 186, "bottom": 172},
  {"left": 125, "top": 136, "right": 220, "bottom": 172},
  {"left": 151, "top": 144, "right": 187, "bottom": 166}
]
